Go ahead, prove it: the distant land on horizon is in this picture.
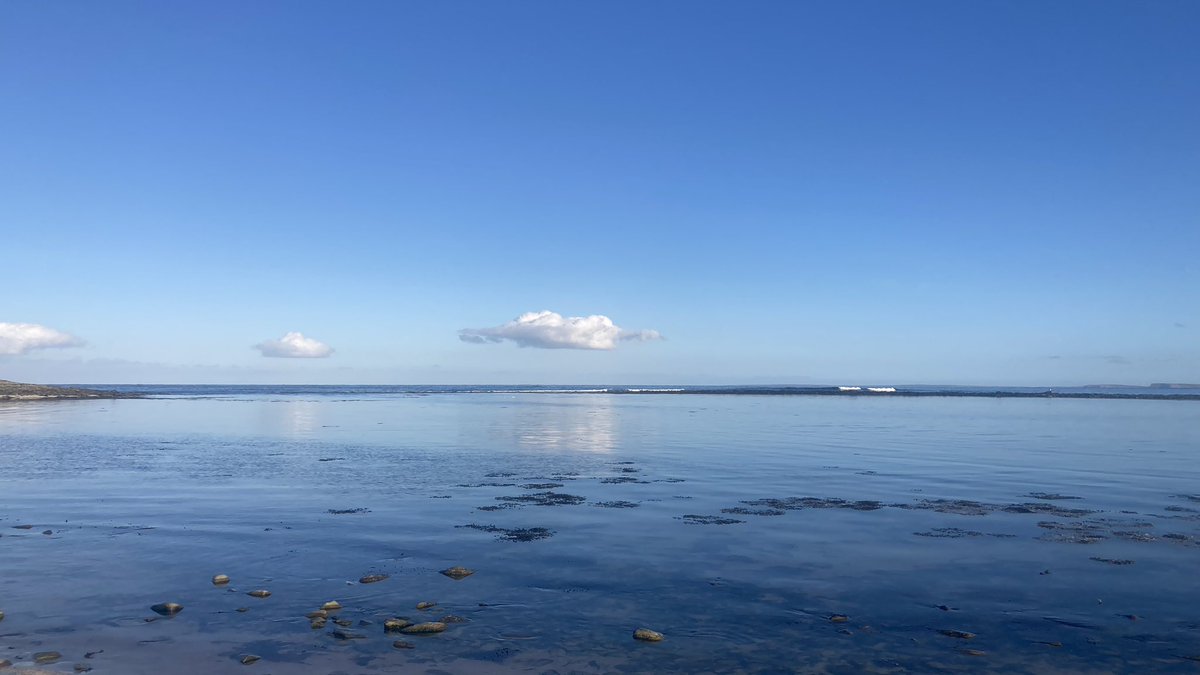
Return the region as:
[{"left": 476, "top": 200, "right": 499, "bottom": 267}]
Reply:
[{"left": 4, "top": 380, "right": 1198, "bottom": 402}]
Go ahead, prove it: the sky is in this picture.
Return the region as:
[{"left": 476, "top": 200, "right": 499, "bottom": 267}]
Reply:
[{"left": 2, "top": 0, "right": 1197, "bottom": 385}]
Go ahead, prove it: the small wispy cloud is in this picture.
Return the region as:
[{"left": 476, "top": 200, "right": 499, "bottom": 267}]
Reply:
[
  {"left": 1175, "top": 322, "right": 1186, "bottom": 329},
  {"left": 459, "top": 310, "right": 662, "bottom": 350},
  {"left": 254, "top": 331, "right": 334, "bottom": 358},
  {"left": 0, "top": 322, "right": 85, "bottom": 355}
]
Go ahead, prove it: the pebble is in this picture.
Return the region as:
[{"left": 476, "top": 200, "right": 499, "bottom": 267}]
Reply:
[
  {"left": 34, "top": 652, "right": 63, "bottom": 664},
  {"left": 247, "top": 590, "right": 271, "bottom": 598},
  {"left": 633, "top": 628, "right": 664, "bottom": 642},
  {"left": 321, "top": 601, "right": 342, "bottom": 611},
  {"left": 212, "top": 574, "right": 230, "bottom": 585},
  {"left": 399, "top": 622, "right": 447, "bottom": 634},
  {"left": 440, "top": 566, "right": 474, "bottom": 580},
  {"left": 330, "top": 629, "right": 366, "bottom": 640},
  {"left": 384, "top": 618, "right": 413, "bottom": 632},
  {"left": 939, "top": 629, "right": 976, "bottom": 639},
  {"left": 359, "top": 574, "right": 389, "bottom": 584},
  {"left": 236, "top": 607, "right": 249, "bottom": 613},
  {"left": 416, "top": 601, "right": 437, "bottom": 610},
  {"left": 240, "top": 655, "right": 260, "bottom": 665},
  {"left": 829, "top": 614, "right": 850, "bottom": 623},
  {"left": 150, "top": 603, "right": 184, "bottom": 616},
  {"left": 392, "top": 640, "right": 415, "bottom": 649}
]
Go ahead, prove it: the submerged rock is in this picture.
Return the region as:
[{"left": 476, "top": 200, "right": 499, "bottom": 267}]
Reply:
[
  {"left": 333, "top": 618, "right": 353, "bottom": 627},
  {"left": 677, "top": 514, "right": 744, "bottom": 525},
  {"left": 330, "top": 629, "right": 366, "bottom": 640},
  {"left": 1090, "top": 557, "right": 1136, "bottom": 565},
  {"left": 961, "top": 649, "right": 987, "bottom": 657},
  {"left": 939, "top": 629, "right": 976, "bottom": 639},
  {"left": 305, "top": 610, "right": 327, "bottom": 619},
  {"left": 392, "top": 640, "right": 415, "bottom": 649},
  {"left": 359, "top": 574, "right": 389, "bottom": 584},
  {"left": 212, "top": 574, "right": 230, "bottom": 585},
  {"left": 247, "top": 590, "right": 271, "bottom": 598},
  {"left": 633, "top": 628, "right": 664, "bottom": 642},
  {"left": 384, "top": 618, "right": 413, "bottom": 632},
  {"left": 240, "top": 655, "right": 260, "bottom": 664},
  {"left": 0, "top": 610, "right": 4, "bottom": 622},
  {"left": 416, "top": 601, "right": 437, "bottom": 610},
  {"left": 440, "top": 566, "right": 474, "bottom": 580},
  {"left": 400, "top": 621, "right": 447, "bottom": 634},
  {"left": 151, "top": 603, "right": 184, "bottom": 616},
  {"left": 0, "top": 659, "right": 10, "bottom": 669},
  {"left": 321, "top": 601, "right": 342, "bottom": 611},
  {"left": 235, "top": 607, "right": 249, "bottom": 613},
  {"left": 310, "top": 618, "right": 327, "bottom": 629},
  {"left": 829, "top": 614, "right": 850, "bottom": 623},
  {"left": 34, "top": 652, "right": 63, "bottom": 664},
  {"left": 440, "top": 615, "right": 468, "bottom": 623}
]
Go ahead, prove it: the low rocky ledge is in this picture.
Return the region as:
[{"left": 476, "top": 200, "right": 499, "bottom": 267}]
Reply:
[{"left": 0, "top": 379, "right": 142, "bottom": 401}]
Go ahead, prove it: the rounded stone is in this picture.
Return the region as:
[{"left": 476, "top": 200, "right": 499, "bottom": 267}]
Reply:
[
  {"left": 247, "top": 590, "right": 271, "bottom": 598},
  {"left": 150, "top": 603, "right": 184, "bottom": 616},
  {"left": 384, "top": 618, "right": 413, "bottom": 632},
  {"left": 321, "top": 601, "right": 342, "bottom": 611},
  {"left": 240, "top": 654, "right": 261, "bottom": 665},
  {"left": 829, "top": 614, "right": 849, "bottom": 623},
  {"left": 440, "top": 566, "right": 474, "bottom": 580},
  {"left": 633, "top": 628, "right": 664, "bottom": 642},
  {"left": 359, "top": 574, "right": 389, "bottom": 584},
  {"left": 399, "top": 621, "right": 447, "bottom": 634},
  {"left": 310, "top": 618, "right": 327, "bottom": 629},
  {"left": 34, "top": 652, "right": 63, "bottom": 665},
  {"left": 416, "top": 601, "right": 437, "bottom": 610},
  {"left": 305, "top": 610, "right": 328, "bottom": 619},
  {"left": 212, "top": 574, "right": 230, "bottom": 585}
]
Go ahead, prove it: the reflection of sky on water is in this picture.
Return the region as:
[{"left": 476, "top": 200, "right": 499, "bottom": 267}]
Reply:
[
  {"left": 258, "top": 397, "right": 322, "bottom": 438},
  {"left": 506, "top": 396, "right": 617, "bottom": 453}
]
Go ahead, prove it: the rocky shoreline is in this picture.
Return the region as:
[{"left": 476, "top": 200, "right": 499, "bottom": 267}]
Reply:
[{"left": 0, "top": 380, "right": 141, "bottom": 401}]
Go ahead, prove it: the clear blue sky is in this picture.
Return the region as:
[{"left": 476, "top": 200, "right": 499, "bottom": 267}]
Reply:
[{"left": 2, "top": 1, "right": 1197, "bottom": 385}]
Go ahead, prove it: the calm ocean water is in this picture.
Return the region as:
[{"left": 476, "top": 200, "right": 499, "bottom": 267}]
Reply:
[{"left": 1, "top": 389, "right": 1198, "bottom": 673}]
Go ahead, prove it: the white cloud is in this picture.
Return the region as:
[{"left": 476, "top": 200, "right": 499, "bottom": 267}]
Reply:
[
  {"left": 254, "top": 331, "right": 334, "bottom": 358},
  {"left": 459, "top": 311, "right": 663, "bottom": 350},
  {"left": 0, "top": 322, "right": 85, "bottom": 355}
]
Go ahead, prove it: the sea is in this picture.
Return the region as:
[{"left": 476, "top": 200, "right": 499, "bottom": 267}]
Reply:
[{"left": 1, "top": 385, "right": 1198, "bottom": 674}]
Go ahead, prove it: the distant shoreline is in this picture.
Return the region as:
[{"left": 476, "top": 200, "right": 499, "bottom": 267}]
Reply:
[
  {"left": 0, "top": 380, "right": 143, "bottom": 401},
  {"left": 12, "top": 382, "right": 1197, "bottom": 402}
]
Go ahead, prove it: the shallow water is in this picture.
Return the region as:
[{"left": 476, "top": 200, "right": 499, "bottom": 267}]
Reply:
[{"left": 1, "top": 393, "right": 1198, "bottom": 673}]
